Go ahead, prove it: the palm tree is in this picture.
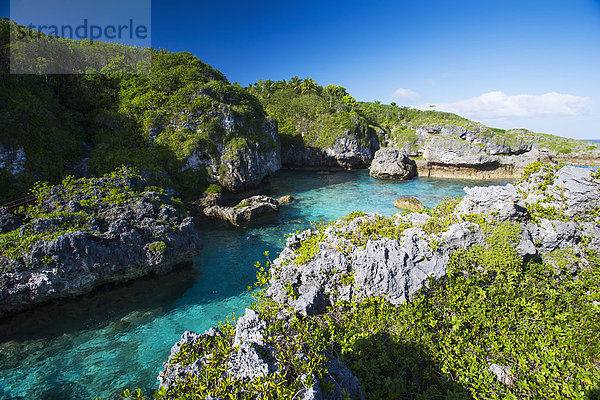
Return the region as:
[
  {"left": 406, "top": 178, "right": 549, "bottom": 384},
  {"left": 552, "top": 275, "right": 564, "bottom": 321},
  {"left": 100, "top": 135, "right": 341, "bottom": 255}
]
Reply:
[
  {"left": 289, "top": 76, "right": 302, "bottom": 91},
  {"left": 300, "top": 77, "right": 317, "bottom": 95}
]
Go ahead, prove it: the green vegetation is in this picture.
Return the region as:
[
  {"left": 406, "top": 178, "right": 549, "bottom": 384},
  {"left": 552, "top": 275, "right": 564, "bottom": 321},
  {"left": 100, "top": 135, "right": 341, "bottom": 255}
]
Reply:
[
  {"left": 204, "top": 184, "right": 222, "bottom": 194},
  {"left": 248, "top": 78, "right": 374, "bottom": 153},
  {"left": 146, "top": 166, "right": 600, "bottom": 399},
  {"left": 148, "top": 241, "right": 167, "bottom": 254},
  {"left": 0, "top": 166, "right": 180, "bottom": 267},
  {"left": 234, "top": 200, "right": 251, "bottom": 210},
  {"left": 0, "top": 18, "right": 274, "bottom": 203}
]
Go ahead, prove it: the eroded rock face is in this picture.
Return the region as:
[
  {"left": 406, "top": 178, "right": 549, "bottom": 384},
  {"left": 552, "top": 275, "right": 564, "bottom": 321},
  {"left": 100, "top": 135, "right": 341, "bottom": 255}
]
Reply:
[
  {"left": 0, "top": 174, "right": 203, "bottom": 318},
  {"left": 159, "top": 165, "right": 600, "bottom": 398},
  {"left": 283, "top": 131, "right": 379, "bottom": 170},
  {"left": 156, "top": 110, "right": 281, "bottom": 192},
  {"left": 393, "top": 197, "right": 425, "bottom": 211},
  {"left": 456, "top": 184, "right": 527, "bottom": 222},
  {"left": 203, "top": 195, "right": 279, "bottom": 226},
  {"left": 267, "top": 165, "right": 600, "bottom": 316},
  {"left": 423, "top": 136, "right": 498, "bottom": 167},
  {"left": 158, "top": 308, "right": 365, "bottom": 400},
  {"left": 369, "top": 147, "right": 417, "bottom": 180}
]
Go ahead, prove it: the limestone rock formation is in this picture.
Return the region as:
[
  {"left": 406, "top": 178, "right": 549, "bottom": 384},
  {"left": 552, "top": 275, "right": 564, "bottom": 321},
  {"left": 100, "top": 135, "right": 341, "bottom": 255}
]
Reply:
[
  {"left": 203, "top": 195, "right": 279, "bottom": 226},
  {"left": 266, "top": 165, "right": 600, "bottom": 316},
  {"left": 277, "top": 195, "right": 295, "bottom": 204},
  {"left": 369, "top": 147, "right": 417, "bottom": 180},
  {"left": 158, "top": 164, "right": 600, "bottom": 399},
  {"left": 283, "top": 131, "right": 379, "bottom": 170},
  {"left": 0, "top": 171, "right": 203, "bottom": 318},
  {"left": 393, "top": 197, "right": 425, "bottom": 211}
]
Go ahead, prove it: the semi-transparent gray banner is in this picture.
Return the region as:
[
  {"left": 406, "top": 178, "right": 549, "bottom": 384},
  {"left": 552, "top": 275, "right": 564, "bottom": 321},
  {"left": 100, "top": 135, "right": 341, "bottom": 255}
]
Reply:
[{"left": 9, "top": 0, "right": 151, "bottom": 74}]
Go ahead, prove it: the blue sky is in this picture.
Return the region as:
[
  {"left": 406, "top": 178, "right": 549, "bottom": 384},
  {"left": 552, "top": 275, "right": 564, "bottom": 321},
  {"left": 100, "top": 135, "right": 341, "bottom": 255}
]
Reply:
[{"left": 3, "top": 0, "right": 600, "bottom": 139}]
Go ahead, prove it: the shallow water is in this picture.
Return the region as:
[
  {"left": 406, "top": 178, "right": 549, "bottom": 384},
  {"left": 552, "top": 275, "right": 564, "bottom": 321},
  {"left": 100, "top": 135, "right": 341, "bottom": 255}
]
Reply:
[{"left": 0, "top": 170, "right": 508, "bottom": 400}]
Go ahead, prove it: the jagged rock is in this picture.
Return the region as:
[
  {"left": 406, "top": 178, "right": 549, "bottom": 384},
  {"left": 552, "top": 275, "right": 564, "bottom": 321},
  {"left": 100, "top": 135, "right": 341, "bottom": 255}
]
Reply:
[
  {"left": 520, "top": 165, "right": 600, "bottom": 218},
  {"left": 304, "top": 356, "right": 365, "bottom": 400},
  {"left": 162, "top": 113, "right": 281, "bottom": 192},
  {"left": 283, "top": 130, "right": 379, "bottom": 169},
  {"left": 195, "top": 192, "right": 223, "bottom": 208},
  {"left": 186, "top": 192, "right": 223, "bottom": 220},
  {"left": 233, "top": 308, "right": 266, "bottom": 347},
  {"left": 277, "top": 195, "right": 294, "bottom": 204},
  {"left": 369, "top": 147, "right": 417, "bottom": 180},
  {"left": 0, "top": 173, "right": 203, "bottom": 318},
  {"left": 203, "top": 195, "right": 279, "bottom": 226},
  {"left": 489, "top": 364, "right": 514, "bottom": 386},
  {"left": 423, "top": 136, "right": 498, "bottom": 167},
  {"left": 158, "top": 328, "right": 223, "bottom": 389},
  {"left": 0, "top": 207, "right": 19, "bottom": 233},
  {"left": 455, "top": 184, "right": 528, "bottom": 222},
  {"left": 159, "top": 165, "right": 600, "bottom": 398},
  {"left": 227, "top": 308, "right": 275, "bottom": 381},
  {"left": 268, "top": 165, "right": 600, "bottom": 317},
  {"left": 393, "top": 197, "right": 425, "bottom": 211}
]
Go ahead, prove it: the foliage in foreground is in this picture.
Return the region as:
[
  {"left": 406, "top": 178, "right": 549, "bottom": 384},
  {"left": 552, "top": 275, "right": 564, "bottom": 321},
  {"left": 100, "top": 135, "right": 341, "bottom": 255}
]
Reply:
[{"left": 127, "top": 193, "right": 600, "bottom": 400}]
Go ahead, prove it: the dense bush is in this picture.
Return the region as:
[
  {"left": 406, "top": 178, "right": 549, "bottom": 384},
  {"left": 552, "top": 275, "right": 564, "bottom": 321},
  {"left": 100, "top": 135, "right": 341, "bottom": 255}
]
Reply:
[{"left": 136, "top": 190, "right": 600, "bottom": 400}]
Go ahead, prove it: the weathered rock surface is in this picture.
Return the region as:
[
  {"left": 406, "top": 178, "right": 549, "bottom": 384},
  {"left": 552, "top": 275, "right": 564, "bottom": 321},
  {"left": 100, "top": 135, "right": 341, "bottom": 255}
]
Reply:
[
  {"left": 277, "top": 195, "right": 295, "bottom": 204},
  {"left": 203, "top": 195, "right": 279, "bottom": 226},
  {"left": 266, "top": 165, "right": 600, "bottom": 316},
  {"left": 369, "top": 147, "right": 417, "bottom": 180},
  {"left": 159, "top": 165, "right": 600, "bottom": 398},
  {"left": 393, "top": 197, "right": 425, "bottom": 211},
  {"left": 156, "top": 109, "right": 281, "bottom": 192},
  {"left": 389, "top": 122, "right": 593, "bottom": 180},
  {"left": 159, "top": 308, "right": 364, "bottom": 399},
  {"left": 283, "top": 131, "right": 379, "bottom": 170},
  {"left": 0, "top": 173, "right": 203, "bottom": 318},
  {"left": 0, "top": 207, "right": 20, "bottom": 233}
]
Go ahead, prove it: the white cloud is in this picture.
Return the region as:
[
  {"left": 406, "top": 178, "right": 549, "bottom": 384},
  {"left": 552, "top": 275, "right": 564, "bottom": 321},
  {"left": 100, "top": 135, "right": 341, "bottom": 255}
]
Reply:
[
  {"left": 428, "top": 91, "right": 591, "bottom": 120},
  {"left": 391, "top": 87, "right": 420, "bottom": 101}
]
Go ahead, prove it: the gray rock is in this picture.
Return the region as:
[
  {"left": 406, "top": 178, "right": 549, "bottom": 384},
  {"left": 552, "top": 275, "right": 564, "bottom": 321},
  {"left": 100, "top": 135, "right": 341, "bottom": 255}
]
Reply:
[
  {"left": 0, "top": 207, "right": 20, "bottom": 233},
  {"left": 489, "top": 364, "right": 514, "bottom": 386},
  {"left": 0, "top": 174, "right": 203, "bottom": 318},
  {"left": 423, "top": 136, "right": 498, "bottom": 167},
  {"left": 521, "top": 165, "right": 600, "bottom": 218},
  {"left": 283, "top": 130, "right": 379, "bottom": 169},
  {"left": 456, "top": 184, "right": 527, "bottom": 222},
  {"left": 158, "top": 329, "right": 222, "bottom": 389},
  {"left": 233, "top": 308, "right": 267, "bottom": 347},
  {"left": 227, "top": 343, "right": 274, "bottom": 380},
  {"left": 369, "top": 147, "right": 417, "bottom": 180},
  {"left": 203, "top": 195, "right": 279, "bottom": 226}
]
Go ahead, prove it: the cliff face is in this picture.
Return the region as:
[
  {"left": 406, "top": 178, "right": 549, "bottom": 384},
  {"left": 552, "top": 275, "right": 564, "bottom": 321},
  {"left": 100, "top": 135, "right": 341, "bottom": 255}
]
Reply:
[
  {"left": 281, "top": 129, "right": 379, "bottom": 169},
  {"left": 148, "top": 99, "right": 281, "bottom": 192},
  {"left": 0, "top": 168, "right": 203, "bottom": 318},
  {"left": 0, "top": 20, "right": 282, "bottom": 202},
  {"left": 248, "top": 80, "right": 382, "bottom": 170},
  {"left": 158, "top": 164, "right": 600, "bottom": 399}
]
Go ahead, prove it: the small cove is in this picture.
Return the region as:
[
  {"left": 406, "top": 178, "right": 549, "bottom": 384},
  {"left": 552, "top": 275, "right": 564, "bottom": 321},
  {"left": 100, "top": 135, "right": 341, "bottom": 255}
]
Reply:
[{"left": 0, "top": 170, "right": 509, "bottom": 400}]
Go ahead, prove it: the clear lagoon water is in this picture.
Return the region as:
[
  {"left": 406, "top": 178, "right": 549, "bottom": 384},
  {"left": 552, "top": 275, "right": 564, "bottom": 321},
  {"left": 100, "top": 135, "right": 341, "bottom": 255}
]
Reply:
[{"left": 0, "top": 170, "right": 509, "bottom": 400}]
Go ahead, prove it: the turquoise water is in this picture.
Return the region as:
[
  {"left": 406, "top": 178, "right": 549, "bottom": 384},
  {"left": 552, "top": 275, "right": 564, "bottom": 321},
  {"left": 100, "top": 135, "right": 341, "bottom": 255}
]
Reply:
[{"left": 0, "top": 170, "right": 508, "bottom": 400}]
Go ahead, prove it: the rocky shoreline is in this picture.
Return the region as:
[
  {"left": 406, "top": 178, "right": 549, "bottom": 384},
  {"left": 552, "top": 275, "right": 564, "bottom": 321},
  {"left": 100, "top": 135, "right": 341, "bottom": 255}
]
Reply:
[
  {"left": 157, "top": 164, "right": 600, "bottom": 399},
  {"left": 0, "top": 168, "right": 203, "bottom": 318}
]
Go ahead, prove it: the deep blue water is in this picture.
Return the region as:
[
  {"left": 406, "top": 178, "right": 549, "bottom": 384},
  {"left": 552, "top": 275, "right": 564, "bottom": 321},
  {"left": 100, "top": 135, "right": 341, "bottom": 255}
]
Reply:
[{"left": 0, "top": 170, "right": 508, "bottom": 400}]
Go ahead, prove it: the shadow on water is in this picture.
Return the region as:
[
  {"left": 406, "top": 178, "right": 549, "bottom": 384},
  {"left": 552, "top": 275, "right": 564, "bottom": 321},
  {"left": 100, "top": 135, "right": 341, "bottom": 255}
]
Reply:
[
  {"left": 0, "top": 263, "right": 200, "bottom": 344},
  {"left": 342, "top": 332, "right": 472, "bottom": 399}
]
